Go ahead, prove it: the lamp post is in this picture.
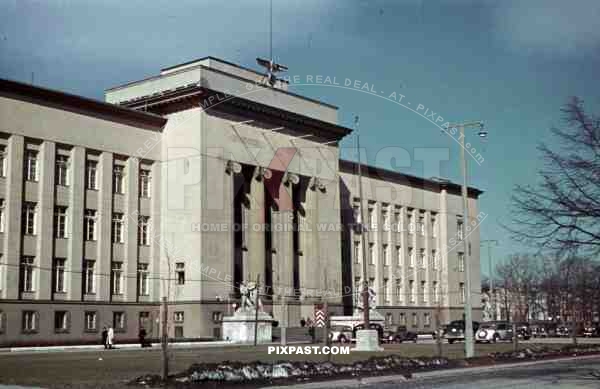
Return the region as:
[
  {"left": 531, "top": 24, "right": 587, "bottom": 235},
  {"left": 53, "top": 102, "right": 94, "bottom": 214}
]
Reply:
[
  {"left": 447, "top": 120, "right": 486, "bottom": 359},
  {"left": 481, "top": 240, "right": 499, "bottom": 320}
]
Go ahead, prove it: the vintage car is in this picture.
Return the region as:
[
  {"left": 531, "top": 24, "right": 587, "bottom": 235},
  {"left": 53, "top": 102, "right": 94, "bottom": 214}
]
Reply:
[
  {"left": 328, "top": 325, "right": 353, "bottom": 343},
  {"left": 382, "top": 326, "right": 419, "bottom": 343},
  {"left": 444, "top": 320, "right": 480, "bottom": 344},
  {"left": 475, "top": 322, "right": 513, "bottom": 343}
]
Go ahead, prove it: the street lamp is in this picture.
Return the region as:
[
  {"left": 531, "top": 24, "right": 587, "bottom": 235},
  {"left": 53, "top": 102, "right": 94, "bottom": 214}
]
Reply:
[
  {"left": 447, "top": 120, "right": 487, "bottom": 359},
  {"left": 481, "top": 240, "right": 499, "bottom": 321}
]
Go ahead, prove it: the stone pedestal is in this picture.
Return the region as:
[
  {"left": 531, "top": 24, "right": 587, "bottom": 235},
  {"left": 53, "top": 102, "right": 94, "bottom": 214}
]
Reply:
[
  {"left": 221, "top": 309, "right": 274, "bottom": 344},
  {"left": 354, "top": 329, "right": 383, "bottom": 351}
]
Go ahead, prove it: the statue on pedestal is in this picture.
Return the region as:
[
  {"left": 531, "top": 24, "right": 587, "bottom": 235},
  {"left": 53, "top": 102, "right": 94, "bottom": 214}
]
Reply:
[{"left": 238, "top": 281, "right": 263, "bottom": 313}]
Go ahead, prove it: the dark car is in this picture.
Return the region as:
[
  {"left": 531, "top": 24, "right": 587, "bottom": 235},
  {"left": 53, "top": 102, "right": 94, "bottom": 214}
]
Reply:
[
  {"left": 353, "top": 323, "right": 384, "bottom": 341},
  {"left": 515, "top": 322, "right": 532, "bottom": 340},
  {"left": 383, "top": 326, "right": 418, "bottom": 343},
  {"left": 444, "top": 320, "right": 480, "bottom": 344}
]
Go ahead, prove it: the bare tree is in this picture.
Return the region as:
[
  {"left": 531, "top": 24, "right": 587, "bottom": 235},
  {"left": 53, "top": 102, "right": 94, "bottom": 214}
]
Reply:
[
  {"left": 508, "top": 97, "right": 600, "bottom": 257},
  {"left": 495, "top": 254, "right": 541, "bottom": 322}
]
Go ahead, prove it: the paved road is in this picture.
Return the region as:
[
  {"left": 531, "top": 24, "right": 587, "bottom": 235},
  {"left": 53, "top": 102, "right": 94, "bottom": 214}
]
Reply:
[{"left": 357, "top": 357, "right": 600, "bottom": 388}]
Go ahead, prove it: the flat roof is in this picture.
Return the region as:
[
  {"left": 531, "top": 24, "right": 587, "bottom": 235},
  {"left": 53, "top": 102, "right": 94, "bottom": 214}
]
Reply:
[
  {"left": 339, "top": 159, "right": 484, "bottom": 198},
  {"left": 0, "top": 78, "right": 167, "bottom": 131}
]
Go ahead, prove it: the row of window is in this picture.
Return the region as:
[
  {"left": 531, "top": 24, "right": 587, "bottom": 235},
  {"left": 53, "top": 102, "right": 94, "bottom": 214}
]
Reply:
[
  {"left": 355, "top": 278, "right": 466, "bottom": 305},
  {"left": 384, "top": 311, "right": 432, "bottom": 328},
  {"left": 0, "top": 201, "right": 152, "bottom": 245},
  {"left": 353, "top": 203, "right": 440, "bottom": 237},
  {"left": 0, "top": 146, "right": 152, "bottom": 197},
  {"left": 11, "top": 310, "right": 186, "bottom": 334},
  {"left": 16, "top": 257, "right": 186, "bottom": 295}
]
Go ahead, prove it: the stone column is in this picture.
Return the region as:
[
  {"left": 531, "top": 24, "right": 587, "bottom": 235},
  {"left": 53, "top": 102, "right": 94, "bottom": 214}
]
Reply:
[
  {"left": 3, "top": 134, "right": 24, "bottom": 300},
  {"left": 97, "top": 152, "right": 113, "bottom": 301},
  {"left": 68, "top": 147, "right": 85, "bottom": 301},
  {"left": 36, "top": 140, "right": 55, "bottom": 300}
]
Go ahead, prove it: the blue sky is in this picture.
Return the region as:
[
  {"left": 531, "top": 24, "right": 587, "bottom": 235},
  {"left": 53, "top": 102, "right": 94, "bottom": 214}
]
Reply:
[{"left": 1, "top": 0, "right": 599, "bottom": 276}]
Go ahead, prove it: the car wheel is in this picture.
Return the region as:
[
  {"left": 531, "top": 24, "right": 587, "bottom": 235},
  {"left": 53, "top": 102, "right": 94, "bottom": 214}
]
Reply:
[
  {"left": 493, "top": 334, "right": 499, "bottom": 343},
  {"left": 448, "top": 339, "right": 455, "bottom": 344},
  {"left": 339, "top": 335, "right": 348, "bottom": 343},
  {"left": 524, "top": 336, "right": 531, "bottom": 341}
]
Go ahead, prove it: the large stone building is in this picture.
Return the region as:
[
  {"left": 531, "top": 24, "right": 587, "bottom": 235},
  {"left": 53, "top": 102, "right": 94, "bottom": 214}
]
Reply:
[{"left": 0, "top": 56, "right": 482, "bottom": 346}]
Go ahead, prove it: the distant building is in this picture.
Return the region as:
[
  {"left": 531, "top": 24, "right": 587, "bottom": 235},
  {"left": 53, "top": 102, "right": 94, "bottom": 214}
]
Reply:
[{"left": 0, "top": 56, "right": 482, "bottom": 346}]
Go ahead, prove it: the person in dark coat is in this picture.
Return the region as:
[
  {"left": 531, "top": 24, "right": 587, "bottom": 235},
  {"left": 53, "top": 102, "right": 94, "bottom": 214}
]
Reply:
[
  {"left": 138, "top": 328, "right": 148, "bottom": 348},
  {"left": 101, "top": 327, "right": 108, "bottom": 349}
]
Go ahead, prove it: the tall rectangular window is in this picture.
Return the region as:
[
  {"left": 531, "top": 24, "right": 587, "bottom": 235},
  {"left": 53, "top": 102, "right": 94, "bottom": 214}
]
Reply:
[
  {"left": 113, "top": 165, "right": 125, "bottom": 194},
  {"left": 419, "top": 248, "right": 426, "bottom": 268},
  {"left": 54, "top": 311, "right": 68, "bottom": 332},
  {"left": 138, "top": 263, "right": 149, "bottom": 296},
  {"left": 176, "top": 262, "right": 185, "bottom": 285},
  {"left": 383, "top": 278, "right": 389, "bottom": 303},
  {"left": 111, "top": 262, "right": 123, "bottom": 295},
  {"left": 139, "top": 169, "right": 151, "bottom": 198},
  {"left": 424, "top": 313, "right": 431, "bottom": 327},
  {"left": 396, "top": 245, "right": 401, "bottom": 266},
  {"left": 54, "top": 206, "right": 68, "bottom": 239},
  {"left": 25, "top": 150, "right": 38, "bottom": 182},
  {"left": 83, "top": 260, "right": 95, "bottom": 294},
  {"left": 421, "top": 281, "right": 427, "bottom": 303},
  {"left": 418, "top": 213, "right": 425, "bottom": 235},
  {"left": 432, "top": 214, "right": 438, "bottom": 238},
  {"left": 112, "top": 213, "right": 124, "bottom": 243},
  {"left": 84, "top": 210, "right": 96, "bottom": 241},
  {"left": 53, "top": 258, "right": 66, "bottom": 293},
  {"left": 383, "top": 244, "right": 389, "bottom": 266},
  {"left": 409, "top": 247, "right": 415, "bottom": 267},
  {"left": 399, "top": 313, "right": 406, "bottom": 325},
  {"left": 457, "top": 220, "right": 464, "bottom": 241},
  {"left": 55, "top": 155, "right": 69, "bottom": 186},
  {"left": 432, "top": 249, "right": 438, "bottom": 270},
  {"left": 0, "top": 199, "right": 5, "bottom": 233},
  {"left": 459, "top": 282, "right": 466, "bottom": 304},
  {"left": 408, "top": 212, "right": 415, "bottom": 234},
  {"left": 433, "top": 281, "right": 439, "bottom": 303},
  {"left": 22, "top": 311, "right": 37, "bottom": 332},
  {"left": 0, "top": 145, "right": 7, "bottom": 177},
  {"left": 20, "top": 256, "right": 35, "bottom": 292},
  {"left": 395, "top": 278, "right": 402, "bottom": 302},
  {"left": 382, "top": 208, "right": 389, "bottom": 231},
  {"left": 394, "top": 210, "right": 401, "bottom": 232},
  {"left": 458, "top": 252, "right": 465, "bottom": 272},
  {"left": 412, "top": 312, "right": 418, "bottom": 327},
  {"left": 22, "top": 202, "right": 37, "bottom": 235},
  {"left": 85, "top": 311, "right": 97, "bottom": 331},
  {"left": 368, "top": 242, "right": 375, "bottom": 265},
  {"left": 409, "top": 280, "right": 415, "bottom": 303},
  {"left": 138, "top": 216, "right": 150, "bottom": 246},
  {"left": 113, "top": 312, "right": 125, "bottom": 331},
  {"left": 354, "top": 241, "right": 360, "bottom": 264},
  {"left": 86, "top": 161, "right": 98, "bottom": 190}
]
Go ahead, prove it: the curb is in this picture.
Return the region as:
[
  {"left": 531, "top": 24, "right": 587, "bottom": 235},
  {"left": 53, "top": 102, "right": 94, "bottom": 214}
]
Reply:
[{"left": 262, "top": 353, "right": 600, "bottom": 389}]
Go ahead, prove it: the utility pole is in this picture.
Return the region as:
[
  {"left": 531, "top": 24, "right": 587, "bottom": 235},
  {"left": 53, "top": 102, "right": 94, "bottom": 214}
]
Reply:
[
  {"left": 281, "top": 295, "right": 287, "bottom": 346},
  {"left": 161, "top": 296, "right": 168, "bottom": 381},
  {"left": 448, "top": 120, "right": 487, "bottom": 359},
  {"left": 355, "top": 116, "right": 370, "bottom": 329},
  {"left": 253, "top": 274, "right": 261, "bottom": 346},
  {"left": 481, "top": 240, "right": 498, "bottom": 320}
]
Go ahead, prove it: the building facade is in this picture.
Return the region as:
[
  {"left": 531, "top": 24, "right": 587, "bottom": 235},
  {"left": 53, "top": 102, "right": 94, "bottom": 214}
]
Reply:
[{"left": 0, "top": 56, "right": 482, "bottom": 346}]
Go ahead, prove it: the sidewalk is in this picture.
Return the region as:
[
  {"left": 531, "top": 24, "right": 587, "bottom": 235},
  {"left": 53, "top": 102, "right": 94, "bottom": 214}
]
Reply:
[{"left": 1, "top": 339, "right": 309, "bottom": 354}]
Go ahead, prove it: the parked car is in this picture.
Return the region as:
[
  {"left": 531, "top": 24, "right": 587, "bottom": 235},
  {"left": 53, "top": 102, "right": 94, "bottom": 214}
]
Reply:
[
  {"left": 353, "top": 323, "right": 384, "bottom": 341},
  {"left": 531, "top": 325, "right": 548, "bottom": 338},
  {"left": 328, "top": 325, "right": 353, "bottom": 343},
  {"left": 557, "top": 325, "right": 571, "bottom": 337},
  {"left": 383, "top": 326, "right": 418, "bottom": 343},
  {"left": 475, "top": 322, "right": 513, "bottom": 343},
  {"left": 583, "top": 325, "right": 600, "bottom": 338},
  {"left": 515, "top": 322, "right": 532, "bottom": 340},
  {"left": 444, "top": 320, "right": 480, "bottom": 344}
]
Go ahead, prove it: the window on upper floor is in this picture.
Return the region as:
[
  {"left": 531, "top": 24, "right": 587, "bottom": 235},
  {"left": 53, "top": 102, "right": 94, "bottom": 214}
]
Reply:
[
  {"left": 138, "top": 216, "right": 150, "bottom": 246},
  {"left": 0, "top": 145, "right": 7, "bottom": 177},
  {"left": 458, "top": 252, "right": 465, "bottom": 272},
  {"left": 84, "top": 210, "right": 97, "bottom": 241},
  {"left": 24, "top": 150, "right": 38, "bottom": 182},
  {"left": 54, "top": 206, "right": 68, "bottom": 239},
  {"left": 112, "top": 213, "right": 124, "bottom": 243},
  {"left": 86, "top": 160, "right": 98, "bottom": 190},
  {"left": 55, "top": 154, "right": 69, "bottom": 186},
  {"left": 20, "top": 256, "right": 35, "bottom": 292},
  {"left": 0, "top": 199, "right": 5, "bottom": 233},
  {"left": 139, "top": 169, "right": 151, "bottom": 198},
  {"left": 52, "top": 258, "right": 66, "bottom": 293},
  {"left": 22, "top": 202, "right": 37, "bottom": 235},
  {"left": 138, "top": 263, "right": 149, "bottom": 296},
  {"left": 113, "top": 165, "right": 125, "bottom": 194}
]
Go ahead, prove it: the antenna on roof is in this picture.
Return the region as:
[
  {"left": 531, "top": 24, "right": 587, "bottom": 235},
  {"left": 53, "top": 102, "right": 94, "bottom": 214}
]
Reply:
[{"left": 256, "top": 0, "right": 287, "bottom": 87}]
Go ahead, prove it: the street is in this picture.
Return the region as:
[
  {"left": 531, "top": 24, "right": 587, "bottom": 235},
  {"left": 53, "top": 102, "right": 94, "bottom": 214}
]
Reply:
[
  {"left": 1, "top": 340, "right": 599, "bottom": 388},
  {"left": 341, "top": 356, "right": 600, "bottom": 389}
]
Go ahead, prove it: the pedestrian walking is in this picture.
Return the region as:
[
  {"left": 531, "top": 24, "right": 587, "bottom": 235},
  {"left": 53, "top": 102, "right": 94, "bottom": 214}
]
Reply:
[
  {"left": 138, "top": 327, "right": 148, "bottom": 348},
  {"left": 101, "top": 327, "right": 108, "bottom": 349},
  {"left": 107, "top": 326, "right": 115, "bottom": 349}
]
